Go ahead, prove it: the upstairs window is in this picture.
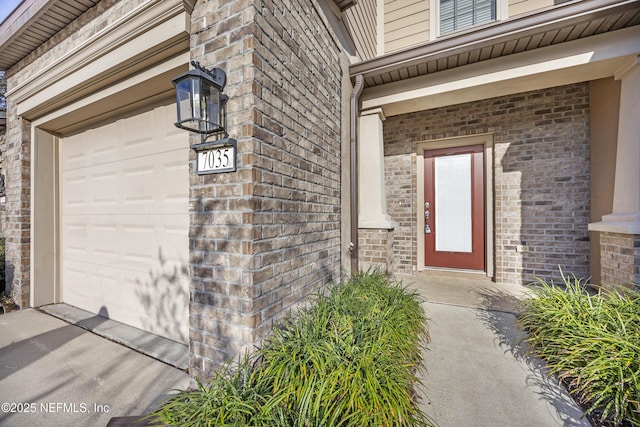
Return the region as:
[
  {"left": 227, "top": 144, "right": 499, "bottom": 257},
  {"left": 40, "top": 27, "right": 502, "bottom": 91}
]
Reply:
[{"left": 439, "top": 0, "right": 496, "bottom": 35}]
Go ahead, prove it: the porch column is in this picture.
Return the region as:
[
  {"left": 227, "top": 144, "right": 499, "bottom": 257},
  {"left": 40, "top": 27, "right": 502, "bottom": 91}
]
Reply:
[
  {"left": 589, "top": 55, "right": 640, "bottom": 288},
  {"left": 358, "top": 108, "right": 395, "bottom": 271},
  {"left": 358, "top": 108, "right": 394, "bottom": 228}
]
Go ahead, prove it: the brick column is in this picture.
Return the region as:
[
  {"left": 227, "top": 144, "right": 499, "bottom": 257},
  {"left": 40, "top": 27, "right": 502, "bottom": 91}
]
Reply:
[
  {"left": 358, "top": 228, "right": 394, "bottom": 272},
  {"left": 187, "top": 0, "right": 344, "bottom": 378},
  {"left": 1, "top": 100, "right": 31, "bottom": 308},
  {"left": 358, "top": 108, "right": 394, "bottom": 229},
  {"left": 589, "top": 55, "right": 640, "bottom": 288},
  {"left": 599, "top": 233, "right": 640, "bottom": 290},
  {"left": 358, "top": 108, "right": 394, "bottom": 272}
]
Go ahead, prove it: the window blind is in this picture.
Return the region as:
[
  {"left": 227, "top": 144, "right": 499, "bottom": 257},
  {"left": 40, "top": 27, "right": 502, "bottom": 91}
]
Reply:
[{"left": 440, "top": 0, "right": 495, "bottom": 35}]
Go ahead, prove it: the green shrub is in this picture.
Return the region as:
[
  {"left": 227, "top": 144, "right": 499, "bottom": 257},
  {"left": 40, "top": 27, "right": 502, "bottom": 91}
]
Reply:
[
  {"left": 150, "top": 270, "right": 431, "bottom": 426},
  {"left": 258, "top": 270, "right": 430, "bottom": 426},
  {"left": 519, "top": 270, "right": 640, "bottom": 426},
  {"left": 149, "top": 357, "right": 271, "bottom": 426}
]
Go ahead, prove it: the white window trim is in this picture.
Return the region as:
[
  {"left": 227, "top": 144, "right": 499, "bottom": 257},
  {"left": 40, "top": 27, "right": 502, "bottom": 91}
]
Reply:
[{"left": 429, "top": 0, "right": 507, "bottom": 41}]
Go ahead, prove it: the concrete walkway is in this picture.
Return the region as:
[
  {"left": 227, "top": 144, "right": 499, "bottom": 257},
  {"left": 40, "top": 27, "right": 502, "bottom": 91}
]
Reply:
[
  {"left": 400, "top": 272, "right": 592, "bottom": 427},
  {"left": 0, "top": 309, "right": 189, "bottom": 427}
]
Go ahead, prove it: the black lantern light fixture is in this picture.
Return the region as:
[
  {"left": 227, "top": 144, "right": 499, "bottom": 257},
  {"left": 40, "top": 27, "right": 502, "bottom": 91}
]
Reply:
[
  {"left": 172, "top": 61, "right": 237, "bottom": 174},
  {"left": 172, "top": 61, "right": 229, "bottom": 143}
]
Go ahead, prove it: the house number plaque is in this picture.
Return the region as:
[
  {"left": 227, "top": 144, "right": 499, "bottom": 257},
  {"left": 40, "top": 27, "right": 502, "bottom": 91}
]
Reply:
[{"left": 191, "top": 138, "right": 237, "bottom": 175}]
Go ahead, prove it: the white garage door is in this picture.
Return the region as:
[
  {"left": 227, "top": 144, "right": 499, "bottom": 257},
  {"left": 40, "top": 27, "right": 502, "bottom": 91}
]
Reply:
[{"left": 60, "top": 105, "right": 189, "bottom": 343}]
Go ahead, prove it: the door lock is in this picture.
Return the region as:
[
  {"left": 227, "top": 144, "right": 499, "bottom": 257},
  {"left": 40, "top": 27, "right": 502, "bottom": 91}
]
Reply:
[{"left": 424, "top": 202, "right": 431, "bottom": 234}]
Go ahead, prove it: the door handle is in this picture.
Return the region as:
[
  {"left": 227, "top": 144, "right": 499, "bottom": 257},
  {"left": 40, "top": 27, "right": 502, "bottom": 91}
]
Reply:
[{"left": 425, "top": 202, "right": 431, "bottom": 234}]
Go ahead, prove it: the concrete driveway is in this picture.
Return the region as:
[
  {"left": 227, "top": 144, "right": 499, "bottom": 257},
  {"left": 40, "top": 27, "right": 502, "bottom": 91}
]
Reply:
[{"left": 0, "top": 308, "right": 189, "bottom": 427}]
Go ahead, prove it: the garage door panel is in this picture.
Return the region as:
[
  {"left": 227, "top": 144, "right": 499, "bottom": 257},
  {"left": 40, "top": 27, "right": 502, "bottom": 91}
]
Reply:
[
  {"left": 62, "top": 229, "right": 189, "bottom": 343},
  {"left": 119, "top": 273, "right": 189, "bottom": 340},
  {"left": 62, "top": 126, "right": 117, "bottom": 170},
  {"left": 63, "top": 223, "right": 88, "bottom": 253},
  {"left": 63, "top": 263, "right": 119, "bottom": 313},
  {"left": 63, "top": 215, "right": 188, "bottom": 266},
  {"left": 63, "top": 257, "right": 189, "bottom": 341},
  {"left": 60, "top": 104, "right": 189, "bottom": 343},
  {"left": 62, "top": 152, "right": 187, "bottom": 216},
  {"left": 91, "top": 224, "right": 119, "bottom": 258},
  {"left": 62, "top": 114, "right": 186, "bottom": 171},
  {"left": 122, "top": 164, "right": 155, "bottom": 204},
  {"left": 63, "top": 221, "right": 187, "bottom": 283}
]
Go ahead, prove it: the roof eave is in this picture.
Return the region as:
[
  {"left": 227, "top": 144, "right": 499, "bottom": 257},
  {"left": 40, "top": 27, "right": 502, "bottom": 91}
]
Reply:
[{"left": 350, "top": 0, "right": 640, "bottom": 85}]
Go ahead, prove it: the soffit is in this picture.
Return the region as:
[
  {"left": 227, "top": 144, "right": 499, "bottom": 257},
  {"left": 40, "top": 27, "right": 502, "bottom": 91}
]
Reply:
[
  {"left": 8, "top": 0, "right": 192, "bottom": 127},
  {"left": 350, "top": 0, "right": 640, "bottom": 88},
  {"left": 0, "top": 0, "right": 354, "bottom": 71},
  {"left": 0, "top": 0, "right": 101, "bottom": 70}
]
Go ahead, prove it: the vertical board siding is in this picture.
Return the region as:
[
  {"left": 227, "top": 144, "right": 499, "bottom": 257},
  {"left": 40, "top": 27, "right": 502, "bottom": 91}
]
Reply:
[{"left": 344, "top": 0, "right": 377, "bottom": 60}]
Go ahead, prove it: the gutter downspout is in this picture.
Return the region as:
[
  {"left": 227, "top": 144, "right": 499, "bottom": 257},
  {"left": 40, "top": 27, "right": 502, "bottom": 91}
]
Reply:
[{"left": 350, "top": 74, "right": 364, "bottom": 273}]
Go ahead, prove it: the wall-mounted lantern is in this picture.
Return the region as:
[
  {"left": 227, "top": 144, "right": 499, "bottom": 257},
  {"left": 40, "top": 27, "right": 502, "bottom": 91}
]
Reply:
[
  {"left": 172, "top": 61, "right": 236, "bottom": 174},
  {"left": 173, "top": 61, "right": 228, "bottom": 140}
]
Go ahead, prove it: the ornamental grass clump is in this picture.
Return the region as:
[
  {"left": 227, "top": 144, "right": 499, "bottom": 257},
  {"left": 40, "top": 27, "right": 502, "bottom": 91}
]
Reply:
[
  {"left": 519, "top": 270, "right": 640, "bottom": 427},
  {"left": 151, "top": 358, "right": 270, "bottom": 426},
  {"left": 259, "top": 270, "right": 430, "bottom": 426},
  {"left": 150, "top": 270, "right": 431, "bottom": 426}
]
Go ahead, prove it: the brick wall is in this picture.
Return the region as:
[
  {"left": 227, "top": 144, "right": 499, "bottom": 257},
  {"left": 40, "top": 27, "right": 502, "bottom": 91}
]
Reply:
[
  {"left": 359, "top": 228, "right": 393, "bottom": 272},
  {"left": 1, "top": 102, "right": 31, "bottom": 307},
  {"left": 385, "top": 153, "right": 417, "bottom": 272},
  {"left": 600, "top": 232, "right": 640, "bottom": 290},
  {"left": 384, "top": 83, "right": 591, "bottom": 285},
  {"left": 189, "top": 0, "right": 344, "bottom": 377},
  {"left": 0, "top": 132, "right": 6, "bottom": 237}
]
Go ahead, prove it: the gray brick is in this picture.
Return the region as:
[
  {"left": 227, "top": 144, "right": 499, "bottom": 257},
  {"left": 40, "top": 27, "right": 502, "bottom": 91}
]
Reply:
[{"left": 383, "top": 83, "right": 591, "bottom": 285}]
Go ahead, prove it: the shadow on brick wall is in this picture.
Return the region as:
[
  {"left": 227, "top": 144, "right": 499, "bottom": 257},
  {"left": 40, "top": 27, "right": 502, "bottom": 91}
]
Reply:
[{"left": 499, "top": 130, "right": 590, "bottom": 285}]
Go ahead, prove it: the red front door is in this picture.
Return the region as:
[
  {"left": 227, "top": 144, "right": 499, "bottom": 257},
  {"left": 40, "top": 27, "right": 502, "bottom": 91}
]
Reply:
[{"left": 424, "top": 145, "right": 485, "bottom": 270}]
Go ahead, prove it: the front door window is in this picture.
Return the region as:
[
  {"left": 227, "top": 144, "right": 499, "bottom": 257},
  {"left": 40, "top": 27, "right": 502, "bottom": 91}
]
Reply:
[
  {"left": 434, "top": 153, "right": 473, "bottom": 253},
  {"left": 424, "top": 145, "right": 485, "bottom": 270}
]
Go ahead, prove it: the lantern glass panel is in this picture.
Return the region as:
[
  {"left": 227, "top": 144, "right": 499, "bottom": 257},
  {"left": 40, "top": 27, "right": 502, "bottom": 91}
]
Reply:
[
  {"left": 175, "top": 78, "right": 195, "bottom": 127},
  {"left": 198, "top": 78, "right": 221, "bottom": 134},
  {"left": 174, "top": 75, "right": 223, "bottom": 134}
]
